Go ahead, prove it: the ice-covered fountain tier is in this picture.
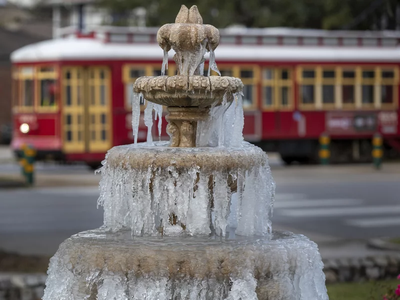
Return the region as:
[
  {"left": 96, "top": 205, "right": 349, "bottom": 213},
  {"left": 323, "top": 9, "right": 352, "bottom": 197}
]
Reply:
[{"left": 43, "top": 5, "right": 328, "bottom": 300}]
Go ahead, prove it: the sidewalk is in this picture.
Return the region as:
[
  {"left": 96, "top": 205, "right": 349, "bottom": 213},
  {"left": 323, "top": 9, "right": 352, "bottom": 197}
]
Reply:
[{"left": 0, "top": 145, "right": 13, "bottom": 164}]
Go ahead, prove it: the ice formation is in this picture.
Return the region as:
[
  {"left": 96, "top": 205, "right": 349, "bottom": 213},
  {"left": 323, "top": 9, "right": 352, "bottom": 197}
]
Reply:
[
  {"left": 44, "top": 231, "right": 328, "bottom": 300},
  {"left": 43, "top": 5, "right": 328, "bottom": 299},
  {"left": 97, "top": 142, "right": 274, "bottom": 237}
]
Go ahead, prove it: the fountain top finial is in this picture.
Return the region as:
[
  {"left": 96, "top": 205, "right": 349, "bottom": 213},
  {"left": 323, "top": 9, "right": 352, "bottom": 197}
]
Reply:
[
  {"left": 157, "top": 5, "right": 219, "bottom": 58},
  {"left": 175, "top": 5, "right": 203, "bottom": 24}
]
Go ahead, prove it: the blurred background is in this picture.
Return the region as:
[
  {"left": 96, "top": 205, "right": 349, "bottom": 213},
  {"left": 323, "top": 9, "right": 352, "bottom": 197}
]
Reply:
[{"left": 0, "top": 0, "right": 400, "bottom": 299}]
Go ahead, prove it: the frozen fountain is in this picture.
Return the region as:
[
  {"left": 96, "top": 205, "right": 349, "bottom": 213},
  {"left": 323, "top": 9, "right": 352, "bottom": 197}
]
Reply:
[{"left": 43, "top": 5, "right": 328, "bottom": 300}]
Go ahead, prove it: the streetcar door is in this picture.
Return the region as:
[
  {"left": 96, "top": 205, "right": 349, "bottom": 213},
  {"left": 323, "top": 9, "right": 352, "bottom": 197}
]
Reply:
[
  {"left": 87, "top": 67, "right": 112, "bottom": 153},
  {"left": 62, "top": 66, "right": 112, "bottom": 154},
  {"left": 62, "top": 67, "right": 85, "bottom": 153}
]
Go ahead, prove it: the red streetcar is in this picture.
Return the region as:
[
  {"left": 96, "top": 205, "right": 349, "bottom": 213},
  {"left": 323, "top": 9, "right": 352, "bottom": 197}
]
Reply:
[{"left": 10, "top": 27, "right": 400, "bottom": 166}]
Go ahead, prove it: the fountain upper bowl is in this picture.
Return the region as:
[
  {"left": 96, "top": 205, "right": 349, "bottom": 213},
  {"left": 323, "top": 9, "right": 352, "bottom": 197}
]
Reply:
[{"left": 133, "top": 75, "right": 243, "bottom": 107}]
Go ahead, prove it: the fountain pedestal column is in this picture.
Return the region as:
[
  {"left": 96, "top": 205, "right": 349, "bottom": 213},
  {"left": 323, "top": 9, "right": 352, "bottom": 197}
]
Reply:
[{"left": 166, "top": 107, "right": 209, "bottom": 147}]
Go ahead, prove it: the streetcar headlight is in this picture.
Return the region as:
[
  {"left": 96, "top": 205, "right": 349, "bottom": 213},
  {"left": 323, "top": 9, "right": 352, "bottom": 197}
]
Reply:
[{"left": 20, "top": 123, "right": 30, "bottom": 134}]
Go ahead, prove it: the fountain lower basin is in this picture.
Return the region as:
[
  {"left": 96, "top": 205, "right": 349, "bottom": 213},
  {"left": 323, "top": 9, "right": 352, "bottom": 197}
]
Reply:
[{"left": 44, "top": 230, "right": 327, "bottom": 300}]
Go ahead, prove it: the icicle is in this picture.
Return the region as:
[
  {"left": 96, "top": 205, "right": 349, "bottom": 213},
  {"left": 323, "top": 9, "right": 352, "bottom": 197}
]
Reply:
[
  {"left": 131, "top": 91, "right": 142, "bottom": 144},
  {"left": 231, "top": 93, "right": 244, "bottom": 147},
  {"left": 154, "top": 104, "right": 163, "bottom": 138},
  {"left": 144, "top": 101, "right": 154, "bottom": 144},
  {"left": 208, "top": 47, "right": 220, "bottom": 77},
  {"left": 161, "top": 48, "right": 169, "bottom": 76},
  {"left": 199, "top": 61, "right": 205, "bottom": 76}
]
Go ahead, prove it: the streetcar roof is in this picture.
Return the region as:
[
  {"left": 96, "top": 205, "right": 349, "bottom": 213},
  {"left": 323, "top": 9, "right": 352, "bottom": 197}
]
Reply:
[{"left": 11, "top": 37, "right": 400, "bottom": 63}]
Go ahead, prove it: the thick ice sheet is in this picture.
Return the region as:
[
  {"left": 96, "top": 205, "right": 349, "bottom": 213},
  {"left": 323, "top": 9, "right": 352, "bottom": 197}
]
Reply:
[
  {"left": 43, "top": 230, "right": 328, "bottom": 300},
  {"left": 97, "top": 142, "right": 275, "bottom": 237}
]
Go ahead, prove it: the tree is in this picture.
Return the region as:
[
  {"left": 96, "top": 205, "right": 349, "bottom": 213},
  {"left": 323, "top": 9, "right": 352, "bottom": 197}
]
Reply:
[{"left": 95, "top": 0, "right": 400, "bottom": 30}]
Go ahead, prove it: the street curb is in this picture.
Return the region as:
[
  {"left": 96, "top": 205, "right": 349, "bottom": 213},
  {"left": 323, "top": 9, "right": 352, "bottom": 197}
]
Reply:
[
  {"left": 0, "top": 178, "right": 27, "bottom": 189},
  {"left": 322, "top": 254, "right": 400, "bottom": 283},
  {"left": 368, "top": 238, "right": 400, "bottom": 251}
]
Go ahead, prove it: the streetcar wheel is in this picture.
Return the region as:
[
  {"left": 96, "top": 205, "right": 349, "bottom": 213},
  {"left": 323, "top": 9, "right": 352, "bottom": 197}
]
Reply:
[
  {"left": 86, "top": 162, "right": 102, "bottom": 171},
  {"left": 281, "top": 156, "right": 294, "bottom": 165}
]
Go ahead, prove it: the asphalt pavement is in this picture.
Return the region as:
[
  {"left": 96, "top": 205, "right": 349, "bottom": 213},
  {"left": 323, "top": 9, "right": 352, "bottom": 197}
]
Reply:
[{"left": 0, "top": 145, "right": 399, "bottom": 259}]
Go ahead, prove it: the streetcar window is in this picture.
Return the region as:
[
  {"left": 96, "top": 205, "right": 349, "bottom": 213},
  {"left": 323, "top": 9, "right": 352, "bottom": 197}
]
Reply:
[
  {"left": 101, "top": 130, "right": 107, "bottom": 141},
  {"left": 153, "top": 69, "right": 162, "bottom": 76},
  {"left": 100, "top": 85, "right": 106, "bottom": 105},
  {"left": 240, "top": 70, "right": 253, "bottom": 78},
  {"left": 22, "top": 79, "right": 34, "bottom": 107},
  {"left": 77, "top": 86, "right": 82, "bottom": 106},
  {"left": 263, "top": 68, "right": 292, "bottom": 110},
  {"left": 39, "top": 79, "right": 56, "bottom": 107},
  {"left": 362, "top": 71, "right": 374, "bottom": 79},
  {"left": 21, "top": 67, "right": 34, "bottom": 76},
  {"left": 301, "top": 85, "right": 314, "bottom": 104},
  {"left": 381, "top": 85, "right": 394, "bottom": 104},
  {"left": 220, "top": 69, "right": 233, "bottom": 77},
  {"left": 263, "top": 69, "right": 273, "bottom": 80},
  {"left": 281, "top": 87, "right": 289, "bottom": 106},
  {"left": 242, "top": 85, "right": 253, "bottom": 107},
  {"left": 302, "top": 70, "right": 315, "bottom": 78},
  {"left": 382, "top": 71, "right": 394, "bottom": 78},
  {"left": 362, "top": 85, "right": 374, "bottom": 104},
  {"left": 130, "top": 69, "right": 145, "bottom": 78},
  {"left": 343, "top": 71, "right": 355, "bottom": 78},
  {"left": 40, "top": 66, "right": 55, "bottom": 73},
  {"left": 124, "top": 66, "right": 146, "bottom": 109},
  {"left": 91, "top": 86, "right": 95, "bottom": 105},
  {"left": 323, "top": 71, "right": 335, "bottom": 78},
  {"left": 322, "top": 85, "right": 335, "bottom": 104},
  {"left": 237, "top": 67, "right": 257, "bottom": 109},
  {"left": 281, "top": 70, "right": 289, "bottom": 80},
  {"left": 66, "top": 86, "right": 72, "bottom": 106},
  {"left": 264, "top": 86, "right": 273, "bottom": 106},
  {"left": 342, "top": 86, "right": 355, "bottom": 104}
]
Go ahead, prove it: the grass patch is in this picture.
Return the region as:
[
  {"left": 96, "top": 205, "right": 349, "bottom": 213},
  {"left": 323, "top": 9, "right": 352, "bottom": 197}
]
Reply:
[
  {"left": 327, "top": 280, "right": 399, "bottom": 300},
  {"left": 389, "top": 238, "right": 400, "bottom": 245}
]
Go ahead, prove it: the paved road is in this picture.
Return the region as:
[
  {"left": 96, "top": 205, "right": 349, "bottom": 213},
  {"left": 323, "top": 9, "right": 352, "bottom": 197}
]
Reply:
[{"left": 0, "top": 162, "right": 399, "bottom": 256}]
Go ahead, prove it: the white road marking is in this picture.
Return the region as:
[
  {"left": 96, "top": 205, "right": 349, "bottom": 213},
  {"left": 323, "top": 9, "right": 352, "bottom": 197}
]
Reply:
[
  {"left": 274, "top": 198, "right": 363, "bottom": 208},
  {"left": 278, "top": 205, "right": 400, "bottom": 217},
  {"left": 275, "top": 193, "right": 306, "bottom": 200},
  {"left": 34, "top": 187, "right": 99, "bottom": 196},
  {"left": 347, "top": 217, "right": 400, "bottom": 228}
]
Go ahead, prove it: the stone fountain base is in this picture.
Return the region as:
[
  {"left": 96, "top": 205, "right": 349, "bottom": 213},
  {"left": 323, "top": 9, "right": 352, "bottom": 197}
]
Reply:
[{"left": 43, "top": 230, "right": 328, "bottom": 300}]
